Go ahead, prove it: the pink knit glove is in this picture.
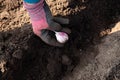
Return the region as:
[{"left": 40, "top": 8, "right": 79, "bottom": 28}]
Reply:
[{"left": 23, "top": 0, "right": 71, "bottom": 47}]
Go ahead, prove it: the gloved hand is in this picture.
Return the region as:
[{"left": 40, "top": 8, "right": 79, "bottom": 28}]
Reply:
[{"left": 23, "top": 0, "right": 71, "bottom": 47}]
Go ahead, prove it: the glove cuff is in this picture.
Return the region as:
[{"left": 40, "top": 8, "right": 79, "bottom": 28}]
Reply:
[{"left": 23, "top": 0, "right": 45, "bottom": 21}]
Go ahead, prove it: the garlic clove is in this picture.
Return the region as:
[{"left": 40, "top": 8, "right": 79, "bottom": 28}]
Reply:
[{"left": 55, "top": 32, "right": 69, "bottom": 43}]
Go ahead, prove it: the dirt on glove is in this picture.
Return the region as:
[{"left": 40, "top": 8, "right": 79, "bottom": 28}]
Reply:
[{"left": 0, "top": 0, "right": 120, "bottom": 80}]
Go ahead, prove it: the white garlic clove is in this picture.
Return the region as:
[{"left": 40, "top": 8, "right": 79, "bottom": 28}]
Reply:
[{"left": 55, "top": 32, "right": 69, "bottom": 43}]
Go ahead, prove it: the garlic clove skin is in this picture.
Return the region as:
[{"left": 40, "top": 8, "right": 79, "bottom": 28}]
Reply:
[{"left": 55, "top": 32, "right": 69, "bottom": 43}]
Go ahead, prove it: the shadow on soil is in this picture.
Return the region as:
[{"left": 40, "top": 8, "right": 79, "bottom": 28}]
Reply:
[{"left": 0, "top": 0, "right": 120, "bottom": 80}]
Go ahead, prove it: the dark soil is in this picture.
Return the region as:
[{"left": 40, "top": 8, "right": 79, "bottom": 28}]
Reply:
[
  {"left": 0, "top": 0, "right": 120, "bottom": 80},
  {"left": 106, "top": 63, "right": 120, "bottom": 80}
]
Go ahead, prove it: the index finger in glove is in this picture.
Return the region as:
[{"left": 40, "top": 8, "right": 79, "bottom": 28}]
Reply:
[
  {"left": 53, "top": 17, "right": 69, "bottom": 24},
  {"left": 61, "top": 28, "right": 71, "bottom": 34},
  {"left": 48, "top": 21, "right": 71, "bottom": 34}
]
